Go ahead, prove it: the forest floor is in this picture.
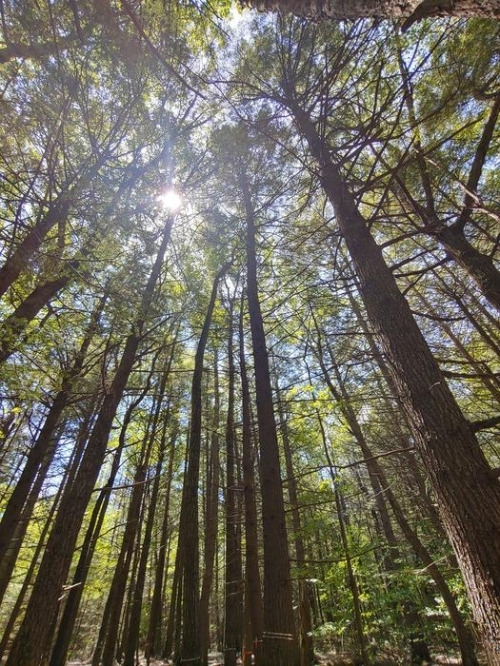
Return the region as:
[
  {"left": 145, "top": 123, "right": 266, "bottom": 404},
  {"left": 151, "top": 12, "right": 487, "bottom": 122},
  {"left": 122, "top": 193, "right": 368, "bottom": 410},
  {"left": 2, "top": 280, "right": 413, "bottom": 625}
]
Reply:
[{"left": 67, "top": 650, "right": 468, "bottom": 665}]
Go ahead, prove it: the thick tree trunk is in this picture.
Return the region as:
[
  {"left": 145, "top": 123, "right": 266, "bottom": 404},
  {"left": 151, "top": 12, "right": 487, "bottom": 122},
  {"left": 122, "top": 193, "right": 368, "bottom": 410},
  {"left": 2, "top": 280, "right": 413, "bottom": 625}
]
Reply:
[
  {"left": 289, "top": 102, "right": 500, "bottom": 664},
  {"left": 241, "top": 172, "right": 300, "bottom": 666},
  {"left": 243, "top": 0, "right": 500, "bottom": 21}
]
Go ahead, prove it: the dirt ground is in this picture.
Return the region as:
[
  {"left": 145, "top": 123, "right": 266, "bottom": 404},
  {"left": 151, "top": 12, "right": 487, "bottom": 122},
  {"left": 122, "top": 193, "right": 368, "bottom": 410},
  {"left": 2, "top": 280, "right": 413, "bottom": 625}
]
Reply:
[{"left": 67, "top": 651, "right": 466, "bottom": 665}]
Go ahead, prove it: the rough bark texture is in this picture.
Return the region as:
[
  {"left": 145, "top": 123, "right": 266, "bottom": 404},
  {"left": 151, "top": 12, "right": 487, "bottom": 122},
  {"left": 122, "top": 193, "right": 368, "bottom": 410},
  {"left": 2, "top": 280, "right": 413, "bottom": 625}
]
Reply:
[
  {"left": 242, "top": 172, "right": 299, "bottom": 666},
  {"left": 243, "top": 0, "right": 500, "bottom": 20},
  {"left": 286, "top": 100, "right": 500, "bottom": 664}
]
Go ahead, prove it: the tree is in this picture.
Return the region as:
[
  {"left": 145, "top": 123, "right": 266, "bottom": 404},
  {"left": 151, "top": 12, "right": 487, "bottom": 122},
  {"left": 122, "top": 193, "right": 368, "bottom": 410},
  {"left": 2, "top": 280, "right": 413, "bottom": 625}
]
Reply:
[{"left": 241, "top": 0, "right": 500, "bottom": 24}]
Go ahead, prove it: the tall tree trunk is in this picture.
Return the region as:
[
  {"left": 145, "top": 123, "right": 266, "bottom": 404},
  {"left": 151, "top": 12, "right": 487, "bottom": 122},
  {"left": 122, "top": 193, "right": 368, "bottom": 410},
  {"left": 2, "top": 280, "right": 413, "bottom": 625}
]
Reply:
[
  {"left": 97, "top": 362, "right": 165, "bottom": 666},
  {"left": 224, "top": 301, "right": 244, "bottom": 666},
  {"left": 200, "top": 352, "right": 221, "bottom": 665},
  {"left": 94, "top": 460, "right": 147, "bottom": 666},
  {"left": 144, "top": 422, "right": 177, "bottom": 661},
  {"left": 276, "top": 388, "right": 315, "bottom": 666},
  {"left": 122, "top": 462, "right": 162, "bottom": 666},
  {"left": 286, "top": 96, "right": 500, "bottom": 663},
  {"left": 315, "top": 413, "right": 369, "bottom": 665},
  {"left": 5, "top": 216, "right": 174, "bottom": 666},
  {"left": 241, "top": 171, "right": 299, "bottom": 666},
  {"left": 177, "top": 262, "right": 230, "bottom": 666},
  {"left": 49, "top": 440, "right": 124, "bottom": 666},
  {"left": 0, "top": 293, "right": 106, "bottom": 604},
  {"left": 239, "top": 294, "right": 264, "bottom": 666}
]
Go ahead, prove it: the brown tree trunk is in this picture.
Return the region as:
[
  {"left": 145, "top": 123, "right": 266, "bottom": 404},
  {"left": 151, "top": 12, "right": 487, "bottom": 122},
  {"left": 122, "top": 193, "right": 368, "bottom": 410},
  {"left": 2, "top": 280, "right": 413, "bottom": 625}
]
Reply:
[
  {"left": 5, "top": 217, "right": 174, "bottom": 666},
  {"left": 287, "top": 100, "right": 500, "bottom": 662},
  {"left": 92, "top": 460, "right": 146, "bottom": 666},
  {"left": 276, "top": 388, "right": 315, "bottom": 666},
  {"left": 144, "top": 422, "right": 177, "bottom": 661},
  {"left": 239, "top": 294, "right": 264, "bottom": 666},
  {"left": 243, "top": 0, "right": 500, "bottom": 21},
  {"left": 200, "top": 352, "right": 222, "bottom": 665},
  {"left": 0, "top": 293, "right": 105, "bottom": 599},
  {"left": 224, "top": 301, "right": 244, "bottom": 666},
  {"left": 315, "top": 413, "right": 369, "bottom": 665},
  {"left": 241, "top": 171, "right": 300, "bottom": 666},
  {"left": 122, "top": 455, "right": 164, "bottom": 666},
  {"left": 49, "top": 439, "right": 124, "bottom": 666},
  {"left": 177, "top": 262, "right": 230, "bottom": 666}
]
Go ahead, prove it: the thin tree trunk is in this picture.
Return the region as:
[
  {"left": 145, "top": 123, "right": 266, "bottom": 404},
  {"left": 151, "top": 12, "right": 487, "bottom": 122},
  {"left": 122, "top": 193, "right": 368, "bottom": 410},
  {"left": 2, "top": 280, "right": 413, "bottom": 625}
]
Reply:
[
  {"left": 276, "top": 388, "right": 315, "bottom": 666},
  {"left": 200, "top": 352, "right": 221, "bottom": 665},
  {"left": 320, "top": 347, "right": 478, "bottom": 664},
  {"left": 94, "top": 460, "right": 147, "bottom": 666},
  {"left": 5, "top": 216, "right": 174, "bottom": 666},
  {"left": 177, "top": 262, "right": 230, "bottom": 665},
  {"left": 224, "top": 301, "right": 244, "bottom": 666},
  {"left": 122, "top": 377, "right": 175, "bottom": 666},
  {"left": 241, "top": 171, "right": 299, "bottom": 666},
  {"left": 239, "top": 294, "right": 264, "bottom": 666},
  {"left": 144, "top": 408, "right": 178, "bottom": 661},
  {"left": 49, "top": 442, "right": 124, "bottom": 666}
]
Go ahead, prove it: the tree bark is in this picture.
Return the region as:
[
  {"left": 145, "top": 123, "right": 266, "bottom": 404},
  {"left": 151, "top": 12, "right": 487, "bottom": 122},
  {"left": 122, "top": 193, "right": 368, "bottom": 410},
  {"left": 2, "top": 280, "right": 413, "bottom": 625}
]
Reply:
[
  {"left": 200, "top": 352, "right": 222, "bottom": 665},
  {"left": 243, "top": 0, "right": 500, "bottom": 21},
  {"left": 177, "top": 262, "right": 230, "bottom": 666},
  {"left": 287, "top": 99, "right": 500, "bottom": 663},
  {"left": 224, "top": 301, "right": 244, "bottom": 666},
  {"left": 5, "top": 217, "right": 174, "bottom": 666},
  {"left": 239, "top": 294, "right": 264, "bottom": 666},
  {"left": 276, "top": 389, "right": 315, "bottom": 666},
  {"left": 241, "top": 171, "right": 300, "bottom": 666}
]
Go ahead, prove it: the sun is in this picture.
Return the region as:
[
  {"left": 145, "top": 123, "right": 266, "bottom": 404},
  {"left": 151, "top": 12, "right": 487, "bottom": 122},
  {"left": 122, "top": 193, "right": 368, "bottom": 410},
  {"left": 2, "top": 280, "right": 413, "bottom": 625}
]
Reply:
[{"left": 158, "top": 189, "right": 182, "bottom": 212}]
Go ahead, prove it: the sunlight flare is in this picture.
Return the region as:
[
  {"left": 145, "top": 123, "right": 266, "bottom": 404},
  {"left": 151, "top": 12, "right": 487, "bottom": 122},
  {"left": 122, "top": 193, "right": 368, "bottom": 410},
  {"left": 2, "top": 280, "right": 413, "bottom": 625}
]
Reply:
[{"left": 158, "top": 188, "right": 182, "bottom": 212}]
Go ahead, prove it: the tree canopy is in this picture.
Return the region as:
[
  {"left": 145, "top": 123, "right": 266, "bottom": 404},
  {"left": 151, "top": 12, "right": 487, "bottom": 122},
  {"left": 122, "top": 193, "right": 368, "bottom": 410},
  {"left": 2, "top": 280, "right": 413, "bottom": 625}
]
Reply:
[{"left": 0, "top": 3, "right": 499, "bottom": 666}]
